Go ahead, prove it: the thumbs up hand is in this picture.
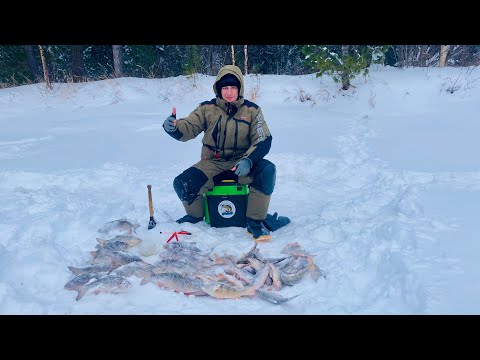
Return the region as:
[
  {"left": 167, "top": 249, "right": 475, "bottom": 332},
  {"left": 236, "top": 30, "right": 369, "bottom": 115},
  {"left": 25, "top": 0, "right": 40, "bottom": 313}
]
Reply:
[{"left": 163, "top": 107, "right": 177, "bottom": 132}]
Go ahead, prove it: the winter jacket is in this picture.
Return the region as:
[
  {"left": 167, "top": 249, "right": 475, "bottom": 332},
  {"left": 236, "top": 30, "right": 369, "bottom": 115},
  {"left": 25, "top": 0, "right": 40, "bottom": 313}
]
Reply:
[{"left": 164, "top": 65, "right": 272, "bottom": 166}]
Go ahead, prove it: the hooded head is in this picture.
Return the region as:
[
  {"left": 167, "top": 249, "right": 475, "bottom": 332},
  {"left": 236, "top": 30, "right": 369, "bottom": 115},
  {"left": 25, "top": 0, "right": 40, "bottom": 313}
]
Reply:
[
  {"left": 216, "top": 74, "right": 240, "bottom": 95},
  {"left": 213, "top": 65, "right": 244, "bottom": 100}
]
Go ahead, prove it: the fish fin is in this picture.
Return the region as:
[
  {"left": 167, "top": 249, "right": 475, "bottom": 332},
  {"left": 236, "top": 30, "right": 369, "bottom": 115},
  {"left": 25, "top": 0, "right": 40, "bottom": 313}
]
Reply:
[
  {"left": 76, "top": 286, "right": 87, "bottom": 301},
  {"left": 246, "top": 287, "right": 256, "bottom": 296},
  {"left": 68, "top": 266, "right": 82, "bottom": 276},
  {"left": 289, "top": 293, "right": 302, "bottom": 300},
  {"left": 140, "top": 275, "right": 151, "bottom": 285}
]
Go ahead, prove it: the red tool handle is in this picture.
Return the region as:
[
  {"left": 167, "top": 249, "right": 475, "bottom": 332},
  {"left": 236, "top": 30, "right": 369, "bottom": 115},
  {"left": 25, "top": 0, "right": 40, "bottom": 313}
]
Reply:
[{"left": 165, "top": 230, "right": 191, "bottom": 243}]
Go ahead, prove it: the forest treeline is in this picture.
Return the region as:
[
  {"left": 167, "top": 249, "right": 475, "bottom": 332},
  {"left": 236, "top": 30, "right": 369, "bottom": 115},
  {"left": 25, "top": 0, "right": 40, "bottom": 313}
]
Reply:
[{"left": 1, "top": 45, "right": 478, "bottom": 89}]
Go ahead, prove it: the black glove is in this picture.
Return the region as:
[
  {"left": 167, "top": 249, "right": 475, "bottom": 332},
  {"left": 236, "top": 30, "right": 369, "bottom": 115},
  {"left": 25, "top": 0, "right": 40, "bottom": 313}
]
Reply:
[
  {"left": 163, "top": 115, "right": 177, "bottom": 132},
  {"left": 233, "top": 158, "right": 251, "bottom": 176}
]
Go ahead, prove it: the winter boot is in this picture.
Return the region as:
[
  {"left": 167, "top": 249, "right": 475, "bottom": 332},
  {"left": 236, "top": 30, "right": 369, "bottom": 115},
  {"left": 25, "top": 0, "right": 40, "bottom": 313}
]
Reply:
[
  {"left": 263, "top": 212, "right": 291, "bottom": 232},
  {"left": 176, "top": 215, "right": 203, "bottom": 224},
  {"left": 246, "top": 217, "right": 271, "bottom": 242}
]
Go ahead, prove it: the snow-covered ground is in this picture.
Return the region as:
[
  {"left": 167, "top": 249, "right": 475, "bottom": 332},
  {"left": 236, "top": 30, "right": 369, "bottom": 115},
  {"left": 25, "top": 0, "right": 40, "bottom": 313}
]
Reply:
[{"left": 1, "top": 65, "right": 479, "bottom": 314}]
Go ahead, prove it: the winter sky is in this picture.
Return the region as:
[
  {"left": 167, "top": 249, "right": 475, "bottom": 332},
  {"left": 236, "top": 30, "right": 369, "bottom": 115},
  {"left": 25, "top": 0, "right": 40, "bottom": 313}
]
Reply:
[{"left": 1, "top": 65, "right": 479, "bottom": 314}]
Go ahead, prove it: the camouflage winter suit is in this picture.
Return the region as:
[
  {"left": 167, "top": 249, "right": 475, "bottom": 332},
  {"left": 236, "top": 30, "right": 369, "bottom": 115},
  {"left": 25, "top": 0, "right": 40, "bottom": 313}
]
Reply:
[{"left": 163, "top": 65, "right": 276, "bottom": 221}]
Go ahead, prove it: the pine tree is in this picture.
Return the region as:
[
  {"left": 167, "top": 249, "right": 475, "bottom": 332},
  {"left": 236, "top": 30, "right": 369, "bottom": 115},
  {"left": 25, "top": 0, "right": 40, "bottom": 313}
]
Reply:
[
  {"left": 0, "top": 46, "right": 32, "bottom": 86},
  {"left": 301, "top": 45, "right": 389, "bottom": 90},
  {"left": 183, "top": 45, "right": 201, "bottom": 75}
]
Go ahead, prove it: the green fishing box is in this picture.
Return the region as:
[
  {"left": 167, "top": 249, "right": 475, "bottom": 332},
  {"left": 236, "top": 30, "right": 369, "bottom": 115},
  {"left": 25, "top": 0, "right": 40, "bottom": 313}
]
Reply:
[{"left": 203, "top": 180, "right": 249, "bottom": 228}]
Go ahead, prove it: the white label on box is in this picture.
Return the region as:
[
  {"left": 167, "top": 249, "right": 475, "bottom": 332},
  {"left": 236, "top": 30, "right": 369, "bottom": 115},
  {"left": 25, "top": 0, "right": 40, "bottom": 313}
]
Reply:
[{"left": 218, "top": 200, "right": 236, "bottom": 218}]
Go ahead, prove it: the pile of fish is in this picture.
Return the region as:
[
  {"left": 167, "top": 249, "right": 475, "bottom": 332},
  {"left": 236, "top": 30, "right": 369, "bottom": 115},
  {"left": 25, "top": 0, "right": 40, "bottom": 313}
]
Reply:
[{"left": 64, "top": 218, "right": 326, "bottom": 304}]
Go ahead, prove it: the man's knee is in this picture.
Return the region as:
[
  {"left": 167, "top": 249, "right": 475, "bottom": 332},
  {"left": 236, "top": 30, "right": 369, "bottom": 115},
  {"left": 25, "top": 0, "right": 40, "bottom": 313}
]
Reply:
[
  {"left": 251, "top": 160, "right": 276, "bottom": 196},
  {"left": 173, "top": 167, "right": 208, "bottom": 205}
]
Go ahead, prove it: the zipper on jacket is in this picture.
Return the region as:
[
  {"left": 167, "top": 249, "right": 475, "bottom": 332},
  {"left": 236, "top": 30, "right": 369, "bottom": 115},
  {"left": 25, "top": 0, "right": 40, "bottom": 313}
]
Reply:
[
  {"left": 213, "top": 115, "right": 222, "bottom": 150},
  {"left": 233, "top": 118, "right": 238, "bottom": 157},
  {"left": 222, "top": 119, "right": 228, "bottom": 159},
  {"left": 222, "top": 114, "right": 235, "bottom": 159}
]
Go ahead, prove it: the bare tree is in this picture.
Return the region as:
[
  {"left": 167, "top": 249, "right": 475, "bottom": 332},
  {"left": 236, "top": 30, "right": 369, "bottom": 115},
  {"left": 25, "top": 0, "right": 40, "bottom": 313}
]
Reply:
[
  {"left": 418, "top": 45, "right": 429, "bottom": 67},
  {"left": 396, "top": 45, "right": 407, "bottom": 67},
  {"left": 244, "top": 45, "right": 248, "bottom": 74},
  {"left": 112, "top": 45, "right": 124, "bottom": 78},
  {"left": 439, "top": 45, "right": 450, "bottom": 67},
  {"left": 71, "top": 45, "right": 86, "bottom": 82},
  {"left": 38, "top": 45, "right": 52, "bottom": 90},
  {"left": 231, "top": 45, "right": 235, "bottom": 65},
  {"left": 23, "top": 45, "right": 41, "bottom": 82},
  {"left": 394, "top": 45, "right": 427, "bottom": 67}
]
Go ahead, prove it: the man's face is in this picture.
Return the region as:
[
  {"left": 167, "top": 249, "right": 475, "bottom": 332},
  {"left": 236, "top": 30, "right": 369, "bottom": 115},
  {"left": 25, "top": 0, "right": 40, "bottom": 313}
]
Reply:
[{"left": 221, "top": 86, "right": 239, "bottom": 103}]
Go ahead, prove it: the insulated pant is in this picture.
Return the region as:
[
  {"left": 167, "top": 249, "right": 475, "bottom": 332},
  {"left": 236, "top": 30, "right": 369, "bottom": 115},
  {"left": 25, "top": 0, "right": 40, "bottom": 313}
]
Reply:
[{"left": 173, "top": 149, "right": 276, "bottom": 221}]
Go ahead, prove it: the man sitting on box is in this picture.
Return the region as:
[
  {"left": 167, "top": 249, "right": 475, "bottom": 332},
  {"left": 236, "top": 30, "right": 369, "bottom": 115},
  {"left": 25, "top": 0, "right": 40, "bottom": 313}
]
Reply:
[{"left": 162, "top": 64, "right": 289, "bottom": 242}]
